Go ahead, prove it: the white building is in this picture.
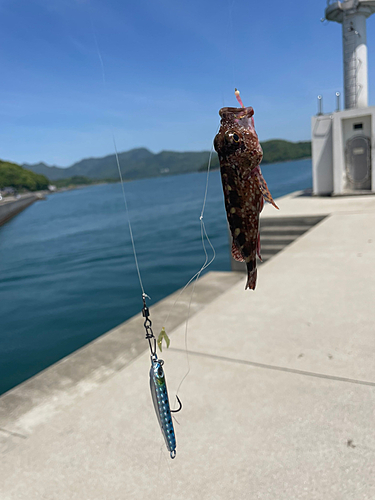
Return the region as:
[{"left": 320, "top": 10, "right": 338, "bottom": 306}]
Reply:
[{"left": 312, "top": 0, "right": 375, "bottom": 195}]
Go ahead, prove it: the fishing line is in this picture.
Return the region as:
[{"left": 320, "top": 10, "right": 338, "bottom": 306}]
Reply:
[
  {"left": 87, "top": 3, "right": 181, "bottom": 474},
  {"left": 89, "top": 5, "right": 146, "bottom": 297},
  {"left": 160, "top": 135, "right": 218, "bottom": 405},
  {"left": 88, "top": 3, "right": 194, "bottom": 468},
  {"left": 112, "top": 136, "right": 145, "bottom": 296},
  {"left": 173, "top": 215, "right": 215, "bottom": 401},
  {"left": 88, "top": 2, "right": 217, "bottom": 463},
  {"left": 227, "top": 0, "right": 236, "bottom": 92},
  {"left": 162, "top": 139, "right": 217, "bottom": 332},
  {"left": 162, "top": 128, "right": 218, "bottom": 328},
  {"left": 200, "top": 145, "right": 217, "bottom": 219}
]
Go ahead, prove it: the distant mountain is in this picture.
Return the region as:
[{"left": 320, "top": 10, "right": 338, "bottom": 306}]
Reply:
[
  {"left": 23, "top": 141, "right": 311, "bottom": 183},
  {"left": 261, "top": 140, "right": 311, "bottom": 164},
  {"left": 23, "top": 148, "right": 213, "bottom": 182},
  {"left": 22, "top": 162, "right": 71, "bottom": 181}
]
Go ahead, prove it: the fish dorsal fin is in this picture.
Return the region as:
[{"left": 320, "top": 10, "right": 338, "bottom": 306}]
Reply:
[
  {"left": 231, "top": 241, "right": 245, "bottom": 262},
  {"left": 254, "top": 168, "right": 279, "bottom": 210}
]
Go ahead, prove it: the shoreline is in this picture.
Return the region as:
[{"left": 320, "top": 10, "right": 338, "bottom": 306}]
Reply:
[{"left": 0, "top": 193, "right": 46, "bottom": 227}]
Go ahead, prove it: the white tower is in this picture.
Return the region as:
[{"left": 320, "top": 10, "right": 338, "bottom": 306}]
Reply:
[
  {"left": 311, "top": 0, "right": 375, "bottom": 196},
  {"left": 325, "top": 0, "right": 375, "bottom": 109}
]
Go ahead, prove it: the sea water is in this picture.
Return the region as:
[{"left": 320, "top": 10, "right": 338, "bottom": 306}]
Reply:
[{"left": 0, "top": 158, "right": 311, "bottom": 394}]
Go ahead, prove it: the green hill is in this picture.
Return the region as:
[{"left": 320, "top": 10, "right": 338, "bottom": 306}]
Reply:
[
  {"left": 261, "top": 140, "right": 311, "bottom": 164},
  {"left": 0, "top": 160, "right": 49, "bottom": 191},
  {"left": 22, "top": 140, "right": 311, "bottom": 182},
  {"left": 23, "top": 148, "right": 213, "bottom": 181}
]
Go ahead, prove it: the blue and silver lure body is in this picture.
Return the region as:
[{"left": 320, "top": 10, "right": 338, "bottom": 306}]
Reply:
[{"left": 149, "top": 356, "right": 177, "bottom": 459}]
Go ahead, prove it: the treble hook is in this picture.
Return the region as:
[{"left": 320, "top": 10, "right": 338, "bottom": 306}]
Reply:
[{"left": 170, "top": 395, "right": 183, "bottom": 413}]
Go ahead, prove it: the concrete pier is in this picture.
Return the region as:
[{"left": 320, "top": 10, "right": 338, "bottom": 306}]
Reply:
[
  {"left": 0, "top": 194, "right": 42, "bottom": 226},
  {"left": 0, "top": 191, "right": 374, "bottom": 499}
]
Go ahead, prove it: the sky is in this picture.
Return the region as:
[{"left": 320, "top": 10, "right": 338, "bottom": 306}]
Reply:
[{"left": 1, "top": 0, "right": 375, "bottom": 167}]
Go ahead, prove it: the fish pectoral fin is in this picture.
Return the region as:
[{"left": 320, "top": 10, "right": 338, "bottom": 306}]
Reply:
[
  {"left": 257, "top": 232, "right": 262, "bottom": 261},
  {"left": 260, "top": 196, "right": 264, "bottom": 213},
  {"left": 255, "top": 170, "right": 279, "bottom": 210},
  {"left": 231, "top": 241, "right": 245, "bottom": 262}
]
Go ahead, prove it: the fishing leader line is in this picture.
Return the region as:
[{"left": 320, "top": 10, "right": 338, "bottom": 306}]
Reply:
[
  {"left": 162, "top": 142, "right": 217, "bottom": 332},
  {"left": 88, "top": 4, "right": 217, "bottom": 460},
  {"left": 161, "top": 140, "right": 217, "bottom": 404},
  {"left": 91, "top": 12, "right": 216, "bottom": 356},
  {"left": 88, "top": 9, "right": 185, "bottom": 461}
]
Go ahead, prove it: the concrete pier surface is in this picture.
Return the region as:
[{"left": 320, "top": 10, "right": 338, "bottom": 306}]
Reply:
[
  {"left": 1, "top": 191, "right": 375, "bottom": 499},
  {"left": 0, "top": 193, "right": 45, "bottom": 226}
]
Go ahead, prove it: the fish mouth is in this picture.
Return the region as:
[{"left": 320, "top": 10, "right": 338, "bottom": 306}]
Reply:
[
  {"left": 219, "top": 106, "right": 254, "bottom": 119},
  {"left": 219, "top": 106, "right": 255, "bottom": 131}
]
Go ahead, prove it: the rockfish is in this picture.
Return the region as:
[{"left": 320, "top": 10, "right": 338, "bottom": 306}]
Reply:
[{"left": 214, "top": 94, "right": 278, "bottom": 290}]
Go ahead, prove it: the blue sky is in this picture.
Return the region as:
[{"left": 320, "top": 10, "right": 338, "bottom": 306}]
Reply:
[{"left": 1, "top": 0, "right": 375, "bottom": 167}]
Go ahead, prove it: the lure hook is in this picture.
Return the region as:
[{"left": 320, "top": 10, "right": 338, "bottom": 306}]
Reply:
[{"left": 170, "top": 395, "right": 183, "bottom": 413}]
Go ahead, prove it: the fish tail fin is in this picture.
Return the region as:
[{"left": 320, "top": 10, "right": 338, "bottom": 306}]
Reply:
[{"left": 245, "top": 262, "right": 257, "bottom": 290}]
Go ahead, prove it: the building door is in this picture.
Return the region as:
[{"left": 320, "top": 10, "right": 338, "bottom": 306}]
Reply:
[{"left": 345, "top": 135, "right": 371, "bottom": 190}]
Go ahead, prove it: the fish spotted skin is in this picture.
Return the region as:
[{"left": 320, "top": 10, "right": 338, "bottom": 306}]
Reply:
[{"left": 214, "top": 106, "right": 278, "bottom": 290}]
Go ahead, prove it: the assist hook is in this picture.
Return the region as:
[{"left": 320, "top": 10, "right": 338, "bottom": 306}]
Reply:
[{"left": 171, "top": 395, "right": 183, "bottom": 413}]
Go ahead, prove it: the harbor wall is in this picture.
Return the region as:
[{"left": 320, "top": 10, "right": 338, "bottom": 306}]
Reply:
[
  {"left": 0, "top": 271, "right": 243, "bottom": 430},
  {"left": 0, "top": 195, "right": 39, "bottom": 226}
]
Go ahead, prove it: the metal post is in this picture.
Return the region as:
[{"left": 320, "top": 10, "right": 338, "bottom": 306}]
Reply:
[
  {"left": 317, "top": 95, "right": 323, "bottom": 115},
  {"left": 335, "top": 91, "right": 341, "bottom": 111}
]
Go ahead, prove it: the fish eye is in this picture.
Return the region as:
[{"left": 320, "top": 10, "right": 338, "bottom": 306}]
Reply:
[{"left": 226, "top": 132, "right": 240, "bottom": 144}]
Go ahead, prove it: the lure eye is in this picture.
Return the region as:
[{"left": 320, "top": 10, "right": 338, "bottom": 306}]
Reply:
[{"left": 157, "top": 367, "right": 163, "bottom": 378}]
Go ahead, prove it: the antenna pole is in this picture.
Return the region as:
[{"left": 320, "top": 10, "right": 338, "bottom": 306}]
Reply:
[{"left": 317, "top": 95, "right": 323, "bottom": 115}]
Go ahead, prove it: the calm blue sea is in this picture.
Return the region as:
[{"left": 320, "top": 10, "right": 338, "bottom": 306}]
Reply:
[{"left": 0, "top": 158, "right": 311, "bottom": 395}]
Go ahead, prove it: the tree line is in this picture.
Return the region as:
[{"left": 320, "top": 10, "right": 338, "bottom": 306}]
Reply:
[{"left": 0, "top": 160, "right": 49, "bottom": 191}]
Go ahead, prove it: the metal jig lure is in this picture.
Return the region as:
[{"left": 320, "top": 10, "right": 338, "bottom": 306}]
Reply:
[{"left": 142, "top": 294, "right": 182, "bottom": 459}]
